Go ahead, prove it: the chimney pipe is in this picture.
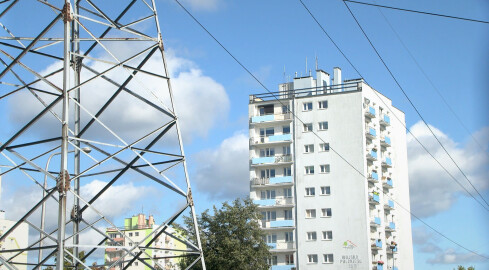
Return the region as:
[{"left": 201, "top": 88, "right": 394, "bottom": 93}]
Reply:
[{"left": 333, "top": 67, "right": 342, "bottom": 86}]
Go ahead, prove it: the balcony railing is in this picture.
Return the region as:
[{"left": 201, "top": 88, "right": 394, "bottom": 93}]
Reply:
[
  {"left": 366, "top": 127, "right": 376, "bottom": 138},
  {"left": 367, "top": 149, "right": 378, "bottom": 160},
  {"left": 371, "top": 239, "right": 382, "bottom": 249},
  {"left": 369, "top": 194, "right": 380, "bottom": 204},
  {"left": 388, "top": 222, "right": 396, "bottom": 230},
  {"left": 271, "top": 265, "right": 296, "bottom": 270},
  {"left": 384, "top": 200, "right": 395, "bottom": 210},
  {"left": 267, "top": 243, "right": 277, "bottom": 249},
  {"left": 370, "top": 217, "right": 381, "bottom": 227},
  {"left": 380, "top": 136, "right": 391, "bottom": 146},
  {"left": 382, "top": 178, "right": 393, "bottom": 188},
  {"left": 250, "top": 113, "right": 292, "bottom": 123},
  {"left": 251, "top": 176, "right": 293, "bottom": 186},
  {"left": 254, "top": 198, "right": 294, "bottom": 207},
  {"left": 251, "top": 155, "right": 292, "bottom": 165},
  {"left": 250, "top": 134, "right": 292, "bottom": 145},
  {"left": 382, "top": 157, "right": 392, "bottom": 167},
  {"left": 365, "top": 106, "right": 376, "bottom": 118},
  {"left": 368, "top": 171, "right": 379, "bottom": 183},
  {"left": 380, "top": 114, "right": 391, "bottom": 126},
  {"left": 269, "top": 219, "right": 294, "bottom": 228}
]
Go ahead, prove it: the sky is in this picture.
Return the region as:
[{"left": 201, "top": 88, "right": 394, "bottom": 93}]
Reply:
[{"left": 1, "top": 0, "right": 488, "bottom": 269}]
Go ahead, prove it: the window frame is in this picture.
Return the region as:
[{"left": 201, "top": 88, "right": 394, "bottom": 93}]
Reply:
[
  {"left": 305, "top": 187, "right": 316, "bottom": 197},
  {"left": 303, "top": 102, "right": 313, "bottom": 111},
  {"left": 319, "top": 143, "right": 330, "bottom": 152},
  {"left": 322, "top": 231, "right": 333, "bottom": 241},
  {"left": 320, "top": 186, "right": 331, "bottom": 196},
  {"left": 318, "top": 121, "right": 329, "bottom": 131},
  {"left": 303, "top": 123, "right": 313, "bottom": 132},
  {"left": 323, "top": 254, "right": 334, "bottom": 264},
  {"left": 321, "top": 208, "right": 332, "bottom": 218},
  {"left": 307, "top": 231, "right": 317, "bottom": 241},
  {"left": 318, "top": 100, "right": 328, "bottom": 109},
  {"left": 307, "top": 254, "right": 318, "bottom": 264},
  {"left": 306, "top": 209, "right": 316, "bottom": 219},
  {"left": 320, "top": 164, "right": 330, "bottom": 173},
  {"left": 305, "top": 165, "right": 315, "bottom": 175},
  {"left": 304, "top": 144, "right": 314, "bottom": 153}
]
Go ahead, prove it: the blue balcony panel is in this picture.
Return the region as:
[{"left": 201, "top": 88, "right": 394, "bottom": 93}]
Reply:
[
  {"left": 271, "top": 265, "right": 296, "bottom": 270},
  {"left": 387, "top": 179, "right": 393, "bottom": 186},
  {"left": 252, "top": 157, "right": 275, "bottom": 164},
  {"left": 374, "top": 217, "right": 381, "bottom": 225},
  {"left": 393, "top": 267, "right": 398, "bottom": 270},
  {"left": 369, "top": 128, "right": 376, "bottom": 136},
  {"left": 389, "top": 222, "right": 396, "bottom": 230},
  {"left": 377, "top": 265, "right": 384, "bottom": 270},
  {"left": 384, "top": 115, "right": 390, "bottom": 124},
  {"left": 267, "top": 243, "right": 277, "bottom": 249},
  {"left": 252, "top": 115, "right": 274, "bottom": 123},
  {"left": 385, "top": 157, "right": 392, "bottom": 165},
  {"left": 269, "top": 134, "right": 292, "bottom": 142},
  {"left": 371, "top": 150, "right": 378, "bottom": 159},
  {"left": 373, "top": 194, "right": 380, "bottom": 202},
  {"left": 388, "top": 200, "right": 395, "bottom": 208},
  {"left": 392, "top": 246, "right": 398, "bottom": 252},
  {"left": 385, "top": 137, "right": 391, "bottom": 145},
  {"left": 376, "top": 240, "right": 382, "bottom": 248},
  {"left": 369, "top": 106, "right": 375, "bottom": 116},
  {"left": 270, "top": 176, "right": 293, "bottom": 184},
  {"left": 254, "top": 199, "right": 275, "bottom": 206},
  {"left": 270, "top": 220, "right": 294, "bottom": 228},
  {"left": 371, "top": 172, "right": 379, "bottom": 180}
]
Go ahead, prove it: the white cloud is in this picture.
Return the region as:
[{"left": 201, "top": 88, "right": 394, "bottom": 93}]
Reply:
[
  {"left": 7, "top": 48, "right": 229, "bottom": 143},
  {"left": 407, "top": 122, "right": 489, "bottom": 217},
  {"left": 192, "top": 132, "right": 249, "bottom": 199},
  {"left": 178, "top": 0, "right": 221, "bottom": 12},
  {"left": 426, "top": 248, "right": 487, "bottom": 265}
]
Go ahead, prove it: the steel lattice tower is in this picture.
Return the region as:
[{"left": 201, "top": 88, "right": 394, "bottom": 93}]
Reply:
[{"left": 0, "top": 0, "right": 206, "bottom": 269}]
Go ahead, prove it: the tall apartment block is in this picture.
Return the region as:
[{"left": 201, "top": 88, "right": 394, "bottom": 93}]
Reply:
[
  {"left": 248, "top": 67, "right": 414, "bottom": 270},
  {"left": 105, "top": 214, "right": 184, "bottom": 270}
]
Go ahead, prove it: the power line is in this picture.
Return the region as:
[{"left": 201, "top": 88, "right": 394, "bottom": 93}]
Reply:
[
  {"left": 173, "top": 0, "right": 489, "bottom": 260},
  {"left": 298, "top": 0, "right": 489, "bottom": 212},
  {"left": 344, "top": 0, "right": 489, "bottom": 25},
  {"left": 372, "top": 1, "right": 489, "bottom": 160},
  {"left": 342, "top": 0, "right": 489, "bottom": 208}
]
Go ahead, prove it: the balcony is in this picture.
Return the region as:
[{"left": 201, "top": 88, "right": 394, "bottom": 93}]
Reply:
[
  {"left": 271, "top": 265, "right": 296, "bottom": 270},
  {"left": 374, "top": 265, "right": 384, "bottom": 270},
  {"left": 369, "top": 194, "right": 380, "bottom": 205},
  {"left": 250, "top": 113, "right": 292, "bottom": 124},
  {"left": 250, "top": 134, "right": 292, "bottom": 146},
  {"left": 367, "top": 149, "right": 378, "bottom": 161},
  {"left": 368, "top": 171, "right": 379, "bottom": 183},
  {"left": 254, "top": 198, "right": 294, "bottom": 208},
  {"left": 113, "top": 237, "right": 124, "bottom": 242},
  {"left": 267, "top": 243, "right": 277, "bottom": 249},
  {"left": 269, "top": 220, "right": 294, "bottom": 228},
  {"left": 254, "top": 199, "right": 276, "bottom": 206},
  {"left": 384, "top": 200, "right": 395, "bottom": 210},
  {"left": 382, "top": 178, "right": 393, "bottom": 189},
  {"left": 370, "top": 217, "right": 381, "bottom": 227},
  {"left": 388, "top": 245, "right": 398, "bottom": 253},
  {"left": 251, "top": 155, "right": 292, "bottom": 166},
  {"left": 251, "top": 176, "right": 293, "bottom": 186},
  {"left": 105, "top": 247, "right": 122, "bottom": 253},
  {"left": 380, "top": 114, "right": 391, "bottom": 126},
  {"left": 365, "top": 106, "right": 376, "bottom": 118},
  {"left": 382, "top": 157, "right": 392, "bottom": 168},
  {"left": 371, "top": 239, "right": 382, "bottom": 250},
  {"left": 380, "top": 136, "right": 391, "bottom": 147},
  {"left": 386, "top": 222, "right": 396, "bottom": 232},
  {"left": 366, "top": 127, "right": 377, "bottom": 139}
]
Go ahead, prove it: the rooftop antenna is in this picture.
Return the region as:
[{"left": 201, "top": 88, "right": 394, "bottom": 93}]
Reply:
[{"left": 283, "top": 65, "right": 286, "bottom": 83}]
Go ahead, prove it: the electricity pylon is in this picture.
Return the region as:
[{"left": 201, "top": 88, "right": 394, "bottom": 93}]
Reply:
[{"left": 0, "top": 1, "right": 206, "bottom": 269}]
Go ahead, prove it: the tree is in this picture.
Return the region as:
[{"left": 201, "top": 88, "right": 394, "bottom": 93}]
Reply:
[
  {"left": 454, "top": 266, "right": 475, "bottom": 270},
  {"left": 44, "top": 248, "right": 86, "bottom": 270},
  {"left": 178, "top": 198, "right": 271, "bottom": 270}
]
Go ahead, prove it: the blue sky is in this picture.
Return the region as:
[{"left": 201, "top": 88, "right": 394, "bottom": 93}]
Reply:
[{"left": 0, "top": 0, "right": 488, "bottom": 269}]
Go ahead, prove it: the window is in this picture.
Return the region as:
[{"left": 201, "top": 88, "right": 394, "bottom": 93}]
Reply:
[
  {"left": 284, "top": 209, "right": 293, "bottom": 220},
  {"left": 128, "top": 232, "right": 133, "bottom": 237},
  {"left": 134, "top": 262, "right": 138, "bottom": 266},
  {"left": 260, "top": 169, "right": 275, "bottom": 179},
  {"left": 306, "top": 209, "right": 316, "bottom": 218},
  {"left": 320, "top": 164, "right": 330, "bottom": 173},
  {"left": 283, "top": 188, "right": 292, "bottom": 198},
  {"left": 285, "top": 254, "right": 294, "bottom": 265},
  {"left": 321, "top": 208, "right": 332, "bottom": 218},
  {"left": 259, "top": 104, "right": 274, "bottom": 115},
  {"left": 267, "top": 256, "right": 278, "bottom": 266},
  {"left": 283, "top": 146, "right": 291, "bottom": 155},
  {"left": 260, "top": 127, "right": 274, "bottom": 137},
  {"left": 323, "top": 254, "right": 334, "bottom": 264},
  {"left": 320, "top": 186, "right": 331, "bottom": 195},
  {"left": 282, "top": 105, "right": 290, "bottom": 114},
  {"left": 319, "top": 143, "right": 330, "bottom": 151},
  {"left": 319, "top": 100, "right": 328, "bottom": 109},
  {"left": 283, "top": 125, "right": 290, "bottom": 134},
  {"left": 322, "top": 231, "right": 333, "bottom": 240},
  {"left": 259, "top": 147, "right": 275, "bottom": 157},
  {"left": 285, "top": 232, "right": 294, "bottom": 242},
  {"left": 303, "top": 102, "right": 313, "bottom": 111},
  {"left": 135, "top": 232, "right": 139, "bottom": 236},
  {"left": 305, "top": 187, "right": 315, "bottom": 196},
  {"left": 305, "top": 166, "right": 314, "bottom": 175},
  {"left": 318, "top": 121, "right": 328, "bottom": 130},
  {"left": 266, "top": 234, "right": 277, "bottom": 243},
  {"left": 304, "top": 144, "right": 314, "bottom": 153},
  {"left": 129, "top": 242, "right": 133, "bottom": 246},
  {"left": 307, "top": 254, "right": 318, "bottom": 264},
  {"left": 262, "top": 211, "right": 276, "bottom": 221},
  {"left": 283, "top": 167, "right": 291, "bottom": 176},
  {"left": 303, "top": 123, "right": 313, "bottom": 132},
  {"left": 307, "top": 231, "right": 317, "bottom": 241},
  {"left": 261, "top": 190, "right": 276, "bottom": 199}
]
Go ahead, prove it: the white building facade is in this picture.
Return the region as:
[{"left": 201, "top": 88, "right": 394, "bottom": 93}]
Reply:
[
  {"left": 0, "top": 211, "right": 29, "bottom": 270},
  {"left": 249, "top": 67, "right": 414, "bottom": 270}
]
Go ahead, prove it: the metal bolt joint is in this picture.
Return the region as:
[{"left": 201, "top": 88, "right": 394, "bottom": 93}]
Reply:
[{"left": 63, "top": 3, "right": 73, "bottom": 22}]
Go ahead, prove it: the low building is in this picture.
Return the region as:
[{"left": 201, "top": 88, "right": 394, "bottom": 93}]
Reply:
[{"left": 0, "top": 210, "right": 29, "bottom": 270}]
